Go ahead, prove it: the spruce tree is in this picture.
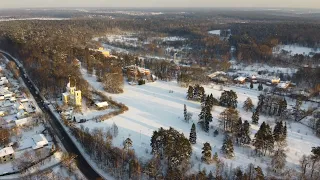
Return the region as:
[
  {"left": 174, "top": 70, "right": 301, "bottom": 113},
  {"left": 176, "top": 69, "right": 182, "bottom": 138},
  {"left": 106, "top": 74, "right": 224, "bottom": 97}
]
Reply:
[
  {"left": 293, "top": 98, "right": 302, "bottom": 121},
  {"left": 273, "top": 121, "right": 284, "bottom": 142},
  {"left": 240, "top": 120, "right": 251, "bottom": 145},
  {"left": 213, "top": 152, "right": 218, "bottom": 162},
  {"left": 213, "top": 129, "right": 219, "bottom": 137},
  {"left": 189, "top": 123, "right": 197, "bottom": 144},
  {"left": 278, "top": 98, "right": 287, "bottom": 116},
  {"left": 258, "top": 83, "right": 263, "bottom": 91},
  {"left": 243, "top": 97, "right": 254, "bottom": 112},
  {"left": 221, "top": 135, "right": 234, "bottom": 158},
  {"left": 201, "top": 142, "right": 212, "bottom": 163},
  {"left": 283, "top": 122, "right": 287, "bottom": 139},
  {"left": 199, "top": 102, "right": 213, "bottom": 132},
  {"left": 204, "top": 106, "right": 213, "bottom": 132},
  {"left": 252, "top": 111, "right": 260, "bottom": 124},
  {"left": 187, "top": 86, "right": 194, "bottom": 100},
  {"left": 194, "top": 84, "right": 200, "bottom": 100},
  {"left": 184, "top": 104, "right": 187, "bottom": 122},
  {"left": 316, "top": 119, "right": 320, "bottom": 137},
  {"left": 198, "top": 86, "right": 205, "bottom": 101}
]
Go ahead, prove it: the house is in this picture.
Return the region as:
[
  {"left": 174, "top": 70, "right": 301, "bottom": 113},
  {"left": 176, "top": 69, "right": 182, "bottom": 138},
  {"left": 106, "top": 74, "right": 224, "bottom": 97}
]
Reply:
[
  {"left": 15, "top": 117, "right": 31, "bottom": 126},
  {"left": 234, "top": 76, "right": 246, "bottom": 84},
  {"left": 277, "top": 82, "right": 290, "bottom": 89},
  {"left": 208, "top": 71, "right": 229, "bottom": 83},
  {"left": 32, "top": 134, "right": 49, "bottom": 150},
  {"left": 95, "top": 101, "right": 109, "bottom": 109},
  {"left": 98, "top": 47, "right": 111, "bottom": 57},
  {"left": 0, "top": 147, "right": 14, "bottom": 163},
  {"left": 62, "top": 78, "right": 82, "bottom": 106},
  {"left": 271, "top": 77, "right": 281, "bottom": 84}
]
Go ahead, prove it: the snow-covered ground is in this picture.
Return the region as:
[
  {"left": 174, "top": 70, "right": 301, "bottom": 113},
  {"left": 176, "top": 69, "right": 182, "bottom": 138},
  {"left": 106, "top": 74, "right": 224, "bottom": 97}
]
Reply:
[
  {"left": 273, "top": 45, "right": 320, "bottom": 56},
  {"left": 0, "top": 18, "right": 70, "bottom": 22},
  {"left": 208, "top": 30, "right": 221, "bottom": 35},
  {"left": 229, "top": 62, "right": 298, "bottom": 82},
  {"left": 80, "top": 68, "right": 320, "bottom": 173}
]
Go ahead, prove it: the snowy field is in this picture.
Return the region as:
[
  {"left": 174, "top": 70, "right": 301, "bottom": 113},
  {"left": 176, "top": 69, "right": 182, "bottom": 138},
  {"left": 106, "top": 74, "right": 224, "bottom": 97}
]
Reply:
[
  {"left": 80, "top": 68, "right": 320, "bottom": 173},
  {"left": 230, "top": 62, "right": 298, "bottom": 77},
  {"left": 208, "top": 30, "right": 221, "bottom": 35},
  {"left": 273, "top": 45, "right": 320, "bottom": 56}
]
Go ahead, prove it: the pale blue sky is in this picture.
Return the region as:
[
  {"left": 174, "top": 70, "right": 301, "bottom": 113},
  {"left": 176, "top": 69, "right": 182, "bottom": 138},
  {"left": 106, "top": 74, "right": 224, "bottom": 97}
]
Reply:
[{"left": 1, "top": 0, "right": 319, "bottom": 9}]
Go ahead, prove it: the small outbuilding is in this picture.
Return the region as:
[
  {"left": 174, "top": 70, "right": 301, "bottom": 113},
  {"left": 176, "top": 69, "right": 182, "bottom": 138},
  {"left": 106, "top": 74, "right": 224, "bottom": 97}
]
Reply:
[
  {"left": 95, "top": 101, "right": 109, "bottom": 109},
  {"left": 0, "top": 147, "right": 15, "bottom": 163},
  {"left": 32, "top": 134, "right": 49, "bottom": 150}
]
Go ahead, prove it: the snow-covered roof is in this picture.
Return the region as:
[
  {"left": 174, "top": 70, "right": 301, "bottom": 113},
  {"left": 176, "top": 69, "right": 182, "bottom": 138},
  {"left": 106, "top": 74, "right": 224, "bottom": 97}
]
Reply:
[
  {"left": 32, "top": 134, "right": 49, "bottom": 149},
  {"left": 208, "top": 71, "right": 227, "bottom": 78},
  {"left": 272, "top": 77, "right": 281, "bottom": 82},
  {"left": 277, "top": 82, "right": 290, "bottom": 89},
  {"left": 95, "top": 101, "right": 109, "bottom": 108},
  {"left": 234, "top": 76, "right": 246, "bottom": 82},
  {"left": 0, "top": 147, "right": 14, "bottom": 157},
  {"left": 20, "top": 98, "right": 29, "bottom": 103},
  {"left": 15, "top": 117, "right": 30, "bottom": 126}
]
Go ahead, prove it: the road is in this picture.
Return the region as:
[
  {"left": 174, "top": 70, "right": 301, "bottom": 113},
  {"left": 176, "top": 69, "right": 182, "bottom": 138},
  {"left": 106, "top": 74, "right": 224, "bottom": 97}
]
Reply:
[{"left": 1, "top": 51, "right": 102, "bottom": 180}]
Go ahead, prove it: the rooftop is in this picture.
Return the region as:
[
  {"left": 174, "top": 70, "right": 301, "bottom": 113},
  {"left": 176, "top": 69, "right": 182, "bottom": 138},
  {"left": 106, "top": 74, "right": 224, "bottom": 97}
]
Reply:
[{"left": 0, "top": 147, "right": 14, "bottom": 157}]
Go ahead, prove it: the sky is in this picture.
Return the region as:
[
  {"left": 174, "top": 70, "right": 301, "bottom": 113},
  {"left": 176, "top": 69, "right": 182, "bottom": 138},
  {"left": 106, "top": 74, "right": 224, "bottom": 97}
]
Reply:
[{"left": 0, "top": 0, "right": 320, "bottom": 9}]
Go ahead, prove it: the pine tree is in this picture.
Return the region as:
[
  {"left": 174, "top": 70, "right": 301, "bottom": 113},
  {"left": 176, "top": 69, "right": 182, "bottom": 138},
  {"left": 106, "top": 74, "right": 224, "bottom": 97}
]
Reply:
[
  {"left": 250, "top": 81, "right": 253, "bottom": 89},
  {"left": 252, "top": 111, "right": 260, "bottom": 124},
  {"left": 208, "top": 171, "right": 214, "bottom": 180},
  {"left": 219, "top": 90, "right": 229, "bottom": 107},
  {"left": 234, "top": 167, "right": 243, "bottom": 180},
  {"left": 189, "top": 123, "right": 197, "bottom": 144},
  {"left": 221, "top": 135, "right": 234, "bottom": 158},
  {"left": 273, "top": 121, "right": 284, "bottom": 142},
  {"left": 229, "top": 90, "right": 238, "bottom": 108},
  {"left": 198, "top": 86, "right": 205, "bottom": 101},
  {"left": 213, "top": 152, "right": 218, "bottom": 162},
  {"left": 254, "top": 122, "right": 274, "bottom": 156},
  {"left": 271, "top": 148, "right": 287, "bottom": 172},
  {"left": 219, "top": 108, "right": 240, "bottom": 133},
  {"left": 243, "top": 97, "right": 254, "bottom": 112},
  {"left": 254, "top": 166, "right": 265, "bottom": 180},
  {"left": 234, "top": 117, "right": 243, "bottom": 141},
  {"left": 187, "top": 86, "right": 194, "bottom": 100},
  {"left": 201, "top": 142, "right": 212, "bottom": 163}
]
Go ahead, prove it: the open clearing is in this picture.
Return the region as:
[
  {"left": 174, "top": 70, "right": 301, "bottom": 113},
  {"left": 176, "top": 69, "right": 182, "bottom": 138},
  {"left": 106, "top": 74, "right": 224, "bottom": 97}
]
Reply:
[{"left": 80, "top": 68, "right": 320, "bottom": 172}]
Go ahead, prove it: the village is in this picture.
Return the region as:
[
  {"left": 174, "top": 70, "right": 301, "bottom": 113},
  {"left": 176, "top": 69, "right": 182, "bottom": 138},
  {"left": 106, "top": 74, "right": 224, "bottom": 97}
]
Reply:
[{"left": 0, "top": 54, "right": 87, "bottom": 179}]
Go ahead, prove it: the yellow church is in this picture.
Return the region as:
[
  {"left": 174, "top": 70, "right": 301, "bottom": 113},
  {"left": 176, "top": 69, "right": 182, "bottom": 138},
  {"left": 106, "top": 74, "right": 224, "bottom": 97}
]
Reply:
[{"left": 62, "top": 78, "right": 82, "bottom": 106}]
